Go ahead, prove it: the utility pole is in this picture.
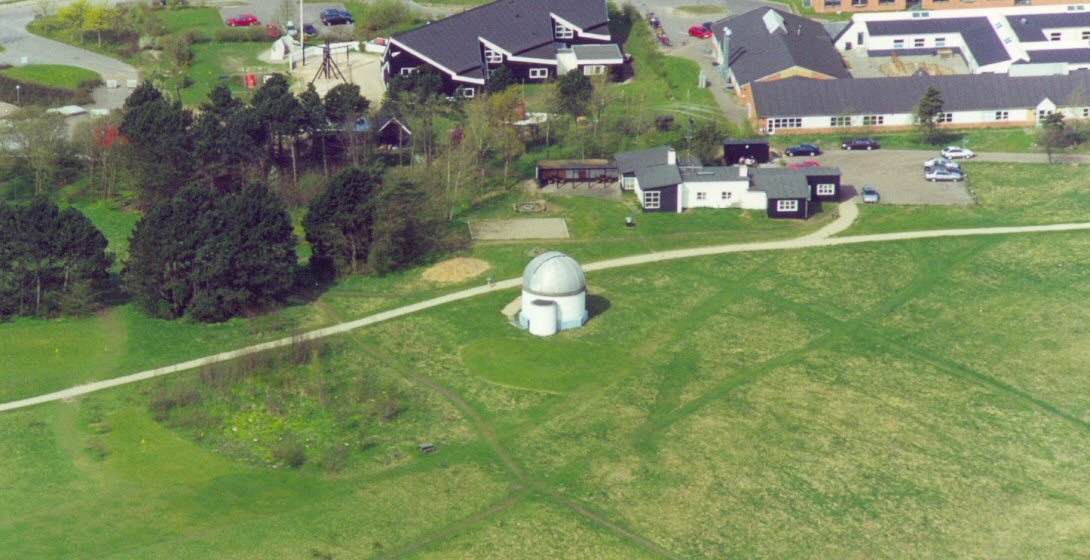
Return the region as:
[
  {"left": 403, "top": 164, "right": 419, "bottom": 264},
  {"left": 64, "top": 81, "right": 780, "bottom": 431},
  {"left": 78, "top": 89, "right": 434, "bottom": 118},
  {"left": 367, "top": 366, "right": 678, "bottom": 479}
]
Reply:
[{"left": 299, "top": 0, "right": 305, "bottom": 66}]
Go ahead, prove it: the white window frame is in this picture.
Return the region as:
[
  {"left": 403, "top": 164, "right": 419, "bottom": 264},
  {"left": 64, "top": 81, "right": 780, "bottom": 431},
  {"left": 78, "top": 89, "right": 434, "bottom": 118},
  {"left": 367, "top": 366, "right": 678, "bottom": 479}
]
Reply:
[
  {"left": 776, "top": 199, "right": 799, "bottom": 212},
  {"left": 644, "top": 191, "right": 660, "bottom": 209},
  {"left": 399, "top": 67, "right": 415, "bottom": 76},
  {"left": 1050, "top": 31, "right": 1062, "bottom": 42},
  {"left": 529, "top": 68, "right": 548, "bottom": 79},
  {"left": 913, "top": 38, "right": 925, "bottom": 48},
  {"left": 937, "top": 112, "right": 953, "bottom": 123},
  {"left": 461, "top": 87, "right": 475, "bottom": 98},
  {"left": 583, "top": 65, "right": 606, "bottom": 76},
  {"left": 1083, "top": 108, "right": 1090, "bottom": 118},
  {"left": 696, "top": 192, "right": 706, "bottom": 201},
  {"left": 830, "top": 116, "right": 851, "bottom": 127},
  {"left": 555, "top": 22, "right": 574, "bottom": 39},
  {"left": 484, "top": 48, "right": 502, "bottom": 64},
  {"left": 893, "top": 39, "right": 905, "bottom": 49},
  {"left": 770, "top": 117, "right": 802, "bottom": 130},
  {"left": 721, "top": 191, "right": 730, "bottom": 200},
  {"left": 863, "top": 115, "right": 884, "bottom": 126},
  {"left": 1083, "top": 30, "right": 1090, "bottom": 40},
  {"left": 816, "top": 183, "right": 835, "bottom": 196},
  {"left": 995, "top": 110, "right": 1009, "bottom": 121},
  {"left": 935, "top": 37, "right": 946, "bottom": 47}
]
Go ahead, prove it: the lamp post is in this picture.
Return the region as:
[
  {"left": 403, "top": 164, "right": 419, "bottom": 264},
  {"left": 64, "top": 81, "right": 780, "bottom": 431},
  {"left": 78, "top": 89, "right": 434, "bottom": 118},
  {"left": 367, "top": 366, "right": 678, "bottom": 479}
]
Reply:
[{"left": 15, "top": 85, "right": 20, "bottom": 104}]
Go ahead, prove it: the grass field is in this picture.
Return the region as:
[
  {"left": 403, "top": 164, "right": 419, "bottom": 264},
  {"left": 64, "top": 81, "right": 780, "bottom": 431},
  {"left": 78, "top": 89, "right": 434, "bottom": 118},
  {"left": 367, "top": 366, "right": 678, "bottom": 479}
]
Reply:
[
  {"left": 0, "top": 64, "right": 102, "bottom": 90},
  {"left": 5, "top": 228, "right": 1090, "bottom": 557}
]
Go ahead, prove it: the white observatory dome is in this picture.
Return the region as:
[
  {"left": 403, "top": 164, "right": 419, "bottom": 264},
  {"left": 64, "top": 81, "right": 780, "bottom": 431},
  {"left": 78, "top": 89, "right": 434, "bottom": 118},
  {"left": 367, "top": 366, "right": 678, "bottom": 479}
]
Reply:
[
  {"left": 518, "top": 252, "right": 588, "bottom": 336},
  {"left": 522, "top": 251, "right": 587, "bottom": 297}
]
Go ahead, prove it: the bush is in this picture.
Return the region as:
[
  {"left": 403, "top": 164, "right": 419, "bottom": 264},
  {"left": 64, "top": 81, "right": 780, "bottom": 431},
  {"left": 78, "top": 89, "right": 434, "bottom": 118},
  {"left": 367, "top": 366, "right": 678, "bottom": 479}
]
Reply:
[
  {"left": 270, "top": 436, "right": 307, "bottom": 468},
  {"left": 149, "top": 381, "right": 202, "bottom": 420},
  {"left": 214, "top": 27, "right": 266, "bottom": 42}
]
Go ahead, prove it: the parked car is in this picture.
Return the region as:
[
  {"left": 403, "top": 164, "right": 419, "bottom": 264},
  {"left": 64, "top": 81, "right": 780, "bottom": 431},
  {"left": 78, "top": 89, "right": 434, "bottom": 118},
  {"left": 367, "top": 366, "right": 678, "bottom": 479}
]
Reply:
[
  {"left": 225, "top": 13, "right": 259, "bottom": 27},
  {"left": 923, "top": 157, "right": 961, "bottom": 172},
  {"left": 291, "top": 23, "right": 319, "bottom": 39},
  {"left": 784, "top": 143, "right": 821, "bottom": 156},
  {"left": 861, "top": 185, "right": 880, "bottom": 203},
  {"left": 788, "top": 160, "right": 821, "bottom": 168},
  {"left": 842, "top": 138, "right": 880, "bottom": 150},
  {"left": 320, "top": 8, "right": 354, "bottom": 25},
  {"left": 688, "top": 26, "right": 713, "bottom": 39},
  {"left": 941, "top": 146, "right": 975, "bottom": 159},
  {"left": 925, "top": 167, "right": 965, "bottom": 182}
]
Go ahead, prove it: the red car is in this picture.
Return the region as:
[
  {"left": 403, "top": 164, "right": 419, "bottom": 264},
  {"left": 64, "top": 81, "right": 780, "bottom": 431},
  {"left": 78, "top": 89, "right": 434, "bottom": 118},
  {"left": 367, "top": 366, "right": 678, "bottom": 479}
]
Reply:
[
  {"left": 226, "top": 14, "right": 260, "bottom": 27},
  {"left": 788, "top": 160, "right": 821, "bottom": 168},
  {"left": 688, "top": 25, "right": 713, "bottom": 39}
]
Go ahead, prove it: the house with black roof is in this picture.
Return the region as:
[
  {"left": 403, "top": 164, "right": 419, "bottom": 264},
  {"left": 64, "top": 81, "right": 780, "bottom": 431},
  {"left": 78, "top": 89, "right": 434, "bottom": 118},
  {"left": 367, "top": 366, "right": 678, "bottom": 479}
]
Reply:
[
  {"left": 614, "top": 145, "right": 839, "bottom": 219},
  {"left": 381, "top": 0, "right": 625, "bottom": 97},
  {"left": 751, "top": 72, "right": 1090, "bottom": 134},
  {"left": 709, "top": 8, "right": 849, "bottom": 106}
]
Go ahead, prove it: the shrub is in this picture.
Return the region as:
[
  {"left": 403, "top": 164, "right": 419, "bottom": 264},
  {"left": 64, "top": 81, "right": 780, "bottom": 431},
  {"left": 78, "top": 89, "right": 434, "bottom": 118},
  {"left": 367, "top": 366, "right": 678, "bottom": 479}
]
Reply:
[
  {"left": 271, "top": 436, "right": 307, "bottom": 468},
  {"left": 214, "top": 27, "right": 266, "bottom": 42},
  {"left": 148, "top": 381, "right": 201, "bottom": 420}
]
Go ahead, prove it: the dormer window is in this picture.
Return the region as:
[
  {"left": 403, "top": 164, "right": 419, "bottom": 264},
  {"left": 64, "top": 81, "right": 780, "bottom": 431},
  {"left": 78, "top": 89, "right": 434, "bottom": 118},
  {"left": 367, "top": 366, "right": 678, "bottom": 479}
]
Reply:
[
  {"left": 555, "top": 22, "right": 574, "bottom": 39},
  {"left": 484, "top": 47, "right": 502, "bottom": 64}
]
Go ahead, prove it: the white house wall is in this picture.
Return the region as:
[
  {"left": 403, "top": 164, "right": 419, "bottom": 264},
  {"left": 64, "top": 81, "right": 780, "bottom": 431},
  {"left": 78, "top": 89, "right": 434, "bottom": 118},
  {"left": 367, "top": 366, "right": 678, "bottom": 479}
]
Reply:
[
  {"left": 679, "top": 180, "right": 751, "bottom": 210},
  {"left": 741, "top": 190, "right": 767, "bottom": 211}
]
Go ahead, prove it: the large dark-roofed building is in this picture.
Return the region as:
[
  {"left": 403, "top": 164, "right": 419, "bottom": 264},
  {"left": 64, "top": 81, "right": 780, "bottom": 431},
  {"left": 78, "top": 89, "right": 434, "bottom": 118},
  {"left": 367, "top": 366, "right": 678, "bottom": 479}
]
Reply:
[
  {"left": 381, "top": 0, "right": 624, "bottom": 96},
  {"left": 709, "top": 8, "right": 848, "bottom": 102}
]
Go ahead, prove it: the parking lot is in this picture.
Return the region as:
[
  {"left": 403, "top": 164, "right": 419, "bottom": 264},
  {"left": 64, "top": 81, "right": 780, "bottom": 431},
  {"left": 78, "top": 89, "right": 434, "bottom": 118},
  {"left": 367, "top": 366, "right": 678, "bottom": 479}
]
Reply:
[
  {"left": 220, "top": 3, "right": 355, "bottom": 38},
  {"left": 784, "top": 149, "right": 975, "bottom": 205}
]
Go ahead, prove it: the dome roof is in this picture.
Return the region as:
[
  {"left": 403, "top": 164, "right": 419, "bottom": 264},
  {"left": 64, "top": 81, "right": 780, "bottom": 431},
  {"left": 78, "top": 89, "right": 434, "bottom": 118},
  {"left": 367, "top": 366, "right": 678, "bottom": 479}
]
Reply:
[{"left": 522, "top": 252, "right": 586, "bottom": 296}]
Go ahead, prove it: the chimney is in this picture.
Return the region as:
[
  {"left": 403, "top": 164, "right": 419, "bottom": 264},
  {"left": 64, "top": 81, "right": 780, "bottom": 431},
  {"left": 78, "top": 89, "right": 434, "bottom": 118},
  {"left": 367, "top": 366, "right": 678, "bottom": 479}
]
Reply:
[{"left": 667, "top": 147, "right": 677, "bottom": 165}]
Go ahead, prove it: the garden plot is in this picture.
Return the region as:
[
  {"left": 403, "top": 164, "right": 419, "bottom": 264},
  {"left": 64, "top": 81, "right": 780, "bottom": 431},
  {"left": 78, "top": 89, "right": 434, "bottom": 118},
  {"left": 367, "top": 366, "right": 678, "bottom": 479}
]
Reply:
[{"left": 469, "top": 218, "right": 570, "bottom": 240}]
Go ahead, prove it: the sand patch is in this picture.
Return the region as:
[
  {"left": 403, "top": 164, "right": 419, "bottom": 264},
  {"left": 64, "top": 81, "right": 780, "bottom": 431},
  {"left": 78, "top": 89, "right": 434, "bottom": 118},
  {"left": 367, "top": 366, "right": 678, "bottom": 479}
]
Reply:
[{"left": 422, "top": 258, "right": 491, "bottom": 283}]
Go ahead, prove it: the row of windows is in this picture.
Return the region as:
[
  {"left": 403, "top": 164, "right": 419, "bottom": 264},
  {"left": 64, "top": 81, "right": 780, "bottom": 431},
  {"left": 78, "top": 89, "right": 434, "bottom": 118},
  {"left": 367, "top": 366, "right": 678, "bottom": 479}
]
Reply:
[
  {"left": 893, "top": 37, "right": 945, "bottom": 49},
  {"left": 694, "top": 192, "right": 734, "bottom": 201},
  {"left": 769, "top": 117, "right": 802, "bottom": 129},
  {"left": 823, "top": 0, "right": 897, "bottom": 6},
  {"left": 1047, "top": 31, "right": 1090, "bottom": 41}
]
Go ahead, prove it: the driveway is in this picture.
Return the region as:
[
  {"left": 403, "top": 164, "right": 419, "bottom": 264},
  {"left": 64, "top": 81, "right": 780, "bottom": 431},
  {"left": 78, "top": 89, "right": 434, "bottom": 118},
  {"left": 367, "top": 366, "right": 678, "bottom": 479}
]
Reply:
[{"left": 0, "top": 2, "right": 138, "bottom": 83}]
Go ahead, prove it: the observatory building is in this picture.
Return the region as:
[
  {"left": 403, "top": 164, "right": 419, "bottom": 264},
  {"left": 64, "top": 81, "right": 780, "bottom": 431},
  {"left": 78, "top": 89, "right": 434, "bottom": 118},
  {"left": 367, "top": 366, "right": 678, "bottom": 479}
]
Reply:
[{"left": 518, "top": 252, "right": 588, "bottom": 337}]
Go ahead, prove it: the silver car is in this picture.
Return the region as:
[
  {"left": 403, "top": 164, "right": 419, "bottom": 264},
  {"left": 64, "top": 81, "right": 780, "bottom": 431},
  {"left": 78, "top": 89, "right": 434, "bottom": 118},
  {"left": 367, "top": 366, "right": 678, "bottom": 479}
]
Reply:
[
  {"left": 923, "top": 157, "right": 961, "bottom": 173},
  {"left": 861, "top": 185, "right": 880, "bottom": 203},
  {"left": 925, "top": 167, "right": 965, "bottom": 182}
]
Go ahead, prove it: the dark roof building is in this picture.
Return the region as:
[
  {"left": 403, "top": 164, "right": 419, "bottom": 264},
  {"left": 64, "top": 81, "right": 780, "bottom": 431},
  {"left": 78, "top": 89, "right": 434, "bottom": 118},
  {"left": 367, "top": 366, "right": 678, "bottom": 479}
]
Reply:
[
  {"left": 615, "top": 146, "right": 675, "bottom": 175},
  {"left": 381, "top": 0, "right": 623, "bottom": 96},
  {"left": 710, "top": 8, "right": 849, "bottom": 92}
]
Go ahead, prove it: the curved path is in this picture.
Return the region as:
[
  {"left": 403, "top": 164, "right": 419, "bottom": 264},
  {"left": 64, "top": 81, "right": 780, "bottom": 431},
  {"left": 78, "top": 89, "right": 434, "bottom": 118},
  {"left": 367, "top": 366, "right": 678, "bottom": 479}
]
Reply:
[{"left": 4, "top": 211, "right": 1090, "bottom": 413}]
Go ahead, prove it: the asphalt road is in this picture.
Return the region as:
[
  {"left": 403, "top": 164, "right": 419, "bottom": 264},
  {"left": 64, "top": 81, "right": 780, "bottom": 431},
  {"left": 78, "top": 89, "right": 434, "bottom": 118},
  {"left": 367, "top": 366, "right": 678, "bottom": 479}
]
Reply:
[{"left": 0, "top": 2, "right": 138, "bottom": 82}]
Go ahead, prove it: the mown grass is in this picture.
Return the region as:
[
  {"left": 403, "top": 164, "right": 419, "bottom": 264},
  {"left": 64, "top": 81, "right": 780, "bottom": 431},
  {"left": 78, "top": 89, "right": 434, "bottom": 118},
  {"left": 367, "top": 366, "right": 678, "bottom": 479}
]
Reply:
[
  {"left": 843, "top": 162, "right": 1090, "bottom": 235},
  {"left": 0, "top": 64, "right": 102, "bottom": 90},
  {"left": 7, "top": 230, "right": 1090, "bottom": 556}
]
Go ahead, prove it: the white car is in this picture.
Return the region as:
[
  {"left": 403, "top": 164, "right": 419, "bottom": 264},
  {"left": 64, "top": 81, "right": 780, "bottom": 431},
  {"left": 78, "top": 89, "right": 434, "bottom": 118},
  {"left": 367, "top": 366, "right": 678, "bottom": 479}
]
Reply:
[
  {"left": 924, "top": 157, "right": 961, "bottom": 172},
  {"left": 940, "top": 146, "right": 975, "bottom": 160},
  {"left": 861, "top": 185, "right": 880, "bottom": 203}
]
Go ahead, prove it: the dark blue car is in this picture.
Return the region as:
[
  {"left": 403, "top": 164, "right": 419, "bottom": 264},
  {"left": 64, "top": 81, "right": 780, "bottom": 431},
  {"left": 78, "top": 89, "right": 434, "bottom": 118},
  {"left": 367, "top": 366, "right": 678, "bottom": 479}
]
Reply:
[
  {"left": 321, "top": 8, "right": 354, "bottom": 25},
  {"left": 784, "top": 143, "right": 821, "bottom": 156}
]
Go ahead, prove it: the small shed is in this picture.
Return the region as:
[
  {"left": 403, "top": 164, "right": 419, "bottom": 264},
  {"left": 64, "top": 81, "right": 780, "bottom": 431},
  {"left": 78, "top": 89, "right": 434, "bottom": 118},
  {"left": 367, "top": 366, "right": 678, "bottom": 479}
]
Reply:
[
  {"left": 376, "top": 115, "right": 411, "bottom": 148},
  {"left": 724, "top": 139, "right": 770, "bottom": 165},
  {"left": 535, "top": 159, "right": 617, "bottom": 186}
]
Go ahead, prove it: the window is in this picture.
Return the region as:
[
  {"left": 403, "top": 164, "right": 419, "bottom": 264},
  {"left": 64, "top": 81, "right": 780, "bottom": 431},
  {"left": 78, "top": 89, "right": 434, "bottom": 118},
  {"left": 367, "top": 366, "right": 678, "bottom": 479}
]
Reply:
[
  {"left": 1004, "top": 37, "right": 1013, "bottom": 45},
  {"left": 863, "top": 115, "right": 884, "bottom": 126},
  {"left": 1050, "top": 32, "right": 1062, "bottom": 42},
  {"left": 644, "top": 191, "right": 660, "bottom": 209},
  {"left": 484, "top": 48, "right": 502, "bottom": 64},
  {"left": 555, "top": 22, "right": 574, "bottom": 39},
  {"left": 995, "top": 111, "right": 1009, "bottom": 121},
  {"left": 583, "top": 65, "right": 606, "bottom": 76},
  {"left": 830, "top": 116, "right": 852, "bottom": 127},
  {"left": 851, "top": 0, "right": 867, "bottom": 6},
  {"left": 878, "top": 0, "right": 894, "bottom": 4},
  {"left": 824, "top": 0, "right": 841, "bottom": 6},
  {"left": 1070, "top": 4, "right": 1086, "bottom": 9},
  {"left": 776, "top": 199, "right": 799, "bottom": 212},
  {"left": 696, "top": 192, "right": 706, "bottom": 201},
  {"left": 935, "top": 37, "right": 946, "bottom": 47},
  {"left": 770, "top": 117, "right": 802, "bottom": 129},
  {"left": 1083, "top": 31, "right": 1090, "bottom": 40},
  {"left": 461, "top": 87, "right": 475, "bottom": 98},
  {"left": 912, "top": 11, "right": 931, "bottom": 17},
  {"left": 914, "top": 38, "right": 925, "bottom": 48},
  {"left": 721, "top": 191, "right": 731, "bottom": 200},
  {"left": 816, "top": 184, "right": 835, "bottom": 196},
  {"left": 1083, "top": 108, "right": 1090, "bottom": 118},
  {"left": 937, "top": 112, "right": 953, "bottom": 123},
  {"left": 529, "top": 68, "right": 548, "bottom": 79},
  {"left": 893, "top": 39, "right": 905, "bottom": 49},
  {"left": 399, "top": 67, "right": 415, "bottom": 76},
  {"left": 1039, "top": 109, "right": 1053, "bottom": 120}
]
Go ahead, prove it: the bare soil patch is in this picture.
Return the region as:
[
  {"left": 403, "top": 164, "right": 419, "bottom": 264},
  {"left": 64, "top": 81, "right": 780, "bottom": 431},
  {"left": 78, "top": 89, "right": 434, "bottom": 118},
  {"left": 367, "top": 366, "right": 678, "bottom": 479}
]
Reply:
[
  {"left": 423, "top": 257, "right": 491, "bottom": 283},
  {"left": 469, "top": 218, "right": 570, "bottom": 240}
]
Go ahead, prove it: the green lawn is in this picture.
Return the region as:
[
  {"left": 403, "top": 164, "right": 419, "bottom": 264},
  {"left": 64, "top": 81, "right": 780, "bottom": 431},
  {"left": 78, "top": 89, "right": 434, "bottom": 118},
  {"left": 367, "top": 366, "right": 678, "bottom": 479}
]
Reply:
[
  {"left": 181, "top": 41, "right": 273, "bottom": 105},
  {"left": 6, "top": 228, "right": 1090, "bottom": 556},
  {"left": 0, "top": 64, "right": 102, "bottom": 90},
  {"left": 162, "top": 7, "right": 225, "bottom": 36}
]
